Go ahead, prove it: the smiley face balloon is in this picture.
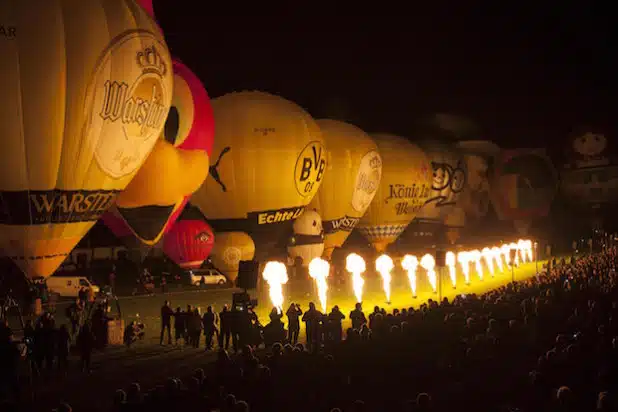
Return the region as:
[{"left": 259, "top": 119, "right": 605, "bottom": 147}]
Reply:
[
  {"left": 0, "top": 0, "right": 173, "bottom": 278},
  {"left": 102, "top": 59, "right": 214, "bottom": 246}
]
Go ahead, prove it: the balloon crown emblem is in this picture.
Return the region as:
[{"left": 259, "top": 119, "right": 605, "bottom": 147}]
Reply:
[
  {"left": 369, "top": 155, "right": 382, "bottom": 169},
  {"left": 136, "top": 46, "right": 168, "bottom": 76},
  {"left": 195, "top": 232, "right": 210, "bottom": 243}
]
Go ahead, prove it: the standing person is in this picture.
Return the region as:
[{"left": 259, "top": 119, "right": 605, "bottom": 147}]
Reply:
[
  {"left": 65, "top": 299, "right": 83, "bottom": 339},
  {"left": 230, "top": 306, "right": 241, "bottom": 353},
  {"left": 173, "top": 307, "right": 185, "bottom": 346},
  {"left": 77, "top": 323, "right": 94, "bottom": 372},
  {"left": 286, "top": 303, "right": 303, "bottom": 345},
  {"left": 184, "top": 305, "right": 193, "bottom": 344},
  {"left": 218, "top": 305, "right": 231, "bottom": 350},
  {"left": 56, "top": 324, "right": 71, "bottom": 374},
  {"left": 109, "top": 266, "right": 116, "bottom": 295},
  {"left": 78, "top": 287, "right": 87, "bottom": 308},
  {"left": 189, "top": 308, "right": 203, "bottom": 348},
  {"left": 349, "top": 303, "right": 367, "bottom": 330},
  {"left": 328, "top": 305, "right": 345, "bottom": 344},
  {"left": 160, "top": 275, "right": 167, "bottom": 294},
  {"left": 302, "top": 302, "right": 321, "bottom": 352},
  {"left": 160, "top": 300, "right": 173, "bottom": 345},
  {"left": 202, "top": 306, "right": 218, "bottom": 350}
]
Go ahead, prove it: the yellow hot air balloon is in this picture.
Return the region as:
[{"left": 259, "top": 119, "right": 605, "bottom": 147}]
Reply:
[
  {"left": 357, "top": 134, "right": 433, "bottom": 252},
  {"left": 308, "top": 120, "right": 382, "bottom": 259},
  {"left": 210, "top": 232, "right": 256, "bottom": 283},
  {"left": 192, "top": 91, "right": 325, "bottom": 257},
  {"left": 0, "top": 0, "right": 172, "bottom": 279}
]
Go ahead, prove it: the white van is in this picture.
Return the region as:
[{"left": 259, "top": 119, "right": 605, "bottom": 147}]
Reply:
[
  {"left": 45, "top": 276, "right": 100, "bottom": 298},
  {"left": 189, "top": 268, "right": 228, "bottom": 286}
]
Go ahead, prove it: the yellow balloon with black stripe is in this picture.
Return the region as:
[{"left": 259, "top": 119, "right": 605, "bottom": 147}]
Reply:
[
  {"left": 308, "top": 120, "right": 382, "bottom": 260},
  {"left": 192, "top": 91, "right": 325, "bottom": 257},
  {"left": 357, "top": 134, "right": 433, "bottom": 252},
  {"left": 0, "top": 0, "right": 173, "bottom": 278}
]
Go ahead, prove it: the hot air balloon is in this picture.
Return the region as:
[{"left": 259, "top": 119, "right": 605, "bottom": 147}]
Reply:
[
  {"left": 308, "top": 120, "right": 382, "bottom": 259},
  {"left": 0, "top": 0, "right": 173, "bottom": 279},
  {"left": 163, "top": 210, "right": 214, "bottom": 270},
  {"left": 210, "top": 232, "right": 255, "bottom": 283},
  {"left": 561, "top": 132, "right": 618, "bottom": 210},
  {"left": 136, "top": 0, "right": 156, "bottom": 18},
  {"left": 101, "top": 58, "right": 214, "bottom": 247},
  {"left": 455, "top": 141, "right": 500, "bottom": 225},
  {"left": 357, "top": 134, "right": 433, "bottom": 252},
  {"left": 287, "top": 210, "right": 325, "bottom": 266},
  {"left": 191, "top": 91, "right": 325, "bottom": 259},
  {"left": 490, "top": 149, "right": 558, "bottom": 235},
  {"left": 407, "top": 138, "right": 466, "bottom": 246}
]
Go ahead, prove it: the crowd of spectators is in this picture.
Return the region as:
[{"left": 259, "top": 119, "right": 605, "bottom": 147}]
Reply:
[{"left": 4, "top": 248, "right": 618, "bottom": 411}]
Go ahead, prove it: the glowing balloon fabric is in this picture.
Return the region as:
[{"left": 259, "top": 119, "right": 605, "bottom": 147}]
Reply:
[
  {"left": 135, "top": 0, "right": 155, "bottom": 18},
  {"left": 162, "top": 208, "right": 214, "bottom": 270},
  {"left": 357, "top": 134, "right": 432, "bottom": 252},
  {"left": 308, "top": 120, "right": 382, "bottom": 259},
  {"left": 209, "top": 232, "right": 255, "bottom": 282},
  {"left": 0, "top": 0, "right": 172, "bottom": 278},
  {"left": 192, "top": 91, "right": 325, "bottom": 256},
  {"left": 102, "top": 59, "right": 214, "bottom": 246},
  {"left": 416, "top": 140, "right": 466, "bottom": 224}
]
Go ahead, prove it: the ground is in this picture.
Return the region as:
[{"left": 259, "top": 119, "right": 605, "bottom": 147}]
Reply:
[{"left": 21, "top": 259, "right": 544, "bottom": 411}]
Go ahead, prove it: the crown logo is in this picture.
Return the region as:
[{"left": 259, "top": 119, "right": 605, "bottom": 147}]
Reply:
[
  {"left": 195, "top": 232, "right": 210, "bottom": 243},
  {"left": 136, "top": 45, "right": 167, "bottom": 76},
  {"left": 370, "top": 155, "right": 382, "bottom": 169}
]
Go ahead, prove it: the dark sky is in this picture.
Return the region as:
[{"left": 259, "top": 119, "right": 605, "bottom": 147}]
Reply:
[{"left": 154, "top": 3, "right": 614, "bottom": 149}]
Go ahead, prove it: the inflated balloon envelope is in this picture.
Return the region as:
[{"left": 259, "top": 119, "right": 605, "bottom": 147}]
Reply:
[
  {"left": 102, "top": 58, "right": 214, "bottom": 246},
  {"left": 308, "top": 119, "right": 382, "bottom": 260},
  {"left": 490, "top": 148, "right": 558, "bottom": 235},
  {"left": 455, "top": 140, "right": 500, "bottom": 222},
  {"left": 210, "top": 232, "right": 255, "bottom": 283},
  {"left": 406, "top": 139, "right": 467, "bottom": 245},
  {"left": 357, "top": 134, "right": 433, "bottom": 252},
  {"left": 0, "top": 0, "right": 173, "bottom": 279},
  {"left": 192, "top": 91, "right": 325, "bottom": 258},
  {"left": 162, "top": 205, "right": 215, "bottom": 270},
  {"left": 415, "top": 140, "right": 466, "bottom": 225}
]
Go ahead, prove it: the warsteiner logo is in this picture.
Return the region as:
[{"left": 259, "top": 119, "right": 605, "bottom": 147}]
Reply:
[
  {"left": 294, "top": 141, "right": 326, "bottom": 197},
  {"left": 88, "top": 33, "right": 172, "bottom": 179},
  {"left": 352, "top": 151, "right": 382, "bottom": 213},
  {"left": 323, "top": 215, "right": 361, "bottom": 234},
  {"left": 0, "top": 190, "right": 119, "bottom": 225}
]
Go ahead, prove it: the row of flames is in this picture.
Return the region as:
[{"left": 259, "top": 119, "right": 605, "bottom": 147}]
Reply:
[{"left": 262, "top": 239, "right": 536, "bottom": 314}]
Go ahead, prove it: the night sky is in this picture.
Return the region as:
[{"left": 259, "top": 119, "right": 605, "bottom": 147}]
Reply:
[{"left": 154, "top": 3, "right": 614, "bottom": 150}]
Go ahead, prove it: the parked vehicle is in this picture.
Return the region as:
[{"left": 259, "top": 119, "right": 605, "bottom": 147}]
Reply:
[
  {"left": 45, "top": 275, "right": 100, "bottom": 298},
  {"left": 188, "top": 268, "right": 227, "bottom": 286}
]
